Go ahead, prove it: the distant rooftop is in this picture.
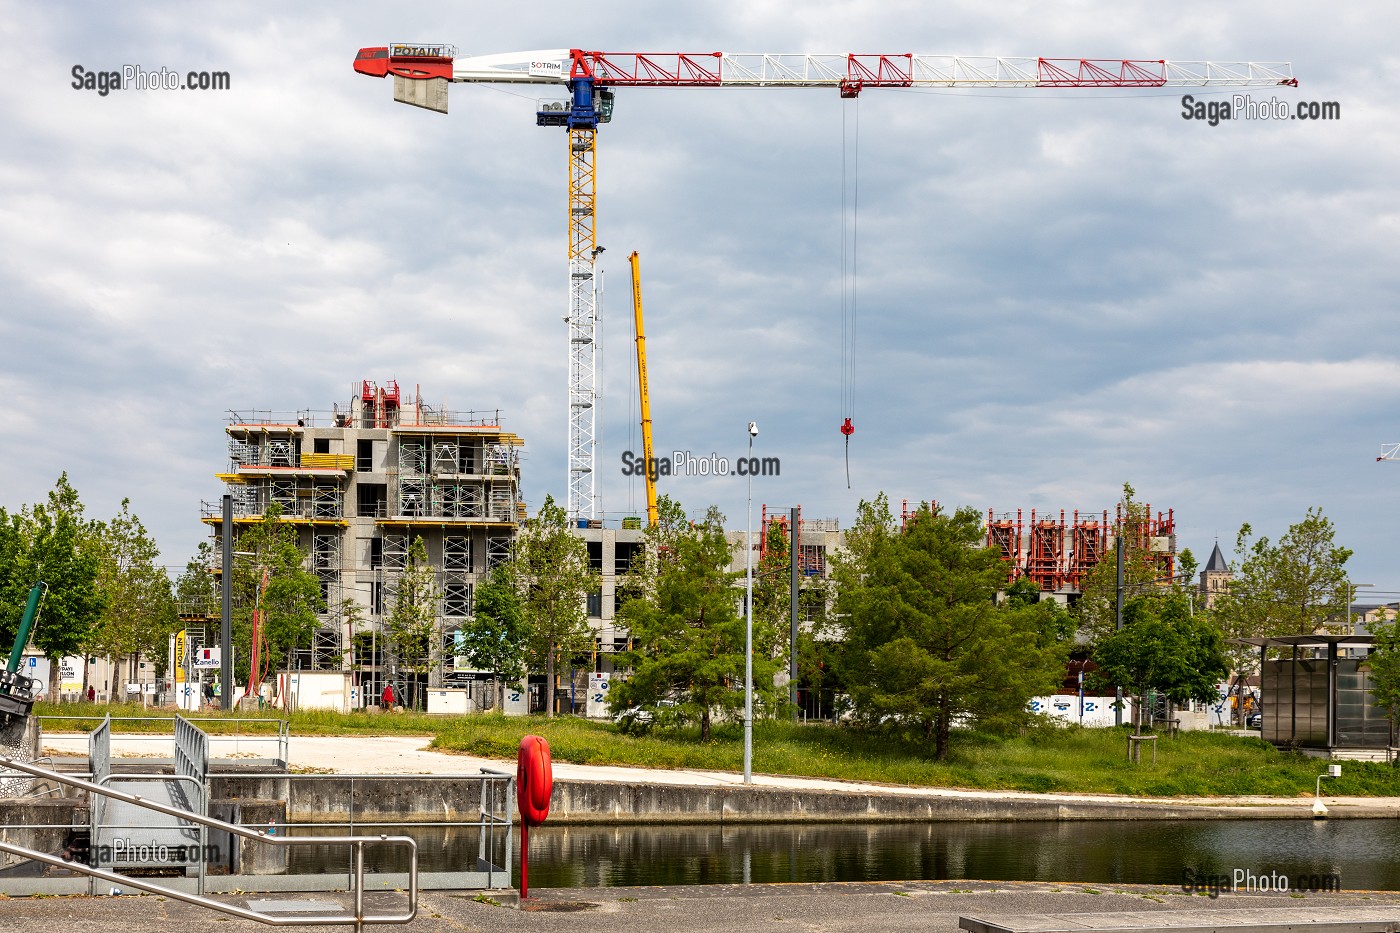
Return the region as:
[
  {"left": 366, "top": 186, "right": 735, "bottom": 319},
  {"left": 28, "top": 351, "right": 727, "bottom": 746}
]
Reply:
[{"left": 1204, "top": 541, "right": 1229, "bottom": 573}]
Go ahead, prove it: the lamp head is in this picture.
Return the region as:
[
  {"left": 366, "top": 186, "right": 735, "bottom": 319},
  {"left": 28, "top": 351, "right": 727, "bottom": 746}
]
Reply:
[{"left": 747, "top": 421, "right": 758, "bottom": 437}]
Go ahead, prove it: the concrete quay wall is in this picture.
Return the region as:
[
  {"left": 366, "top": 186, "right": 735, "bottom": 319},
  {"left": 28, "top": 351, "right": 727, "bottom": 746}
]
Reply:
[{"left": 207, "top": 776, "right": 1335, "bottom": 824}]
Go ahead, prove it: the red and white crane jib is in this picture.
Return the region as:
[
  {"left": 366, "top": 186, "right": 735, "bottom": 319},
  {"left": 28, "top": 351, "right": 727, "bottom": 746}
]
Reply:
[
  {"left": 567, "top": 53, "right": 1297, "bottom": 94},
  {"left": 355, "top": 46, "right": 1297, "bottom": 93}
]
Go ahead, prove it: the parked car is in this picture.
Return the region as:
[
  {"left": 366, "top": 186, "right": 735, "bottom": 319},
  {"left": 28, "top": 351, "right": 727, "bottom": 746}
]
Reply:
[{"left": 613, "top": 699, "right": 677, "bottom": 732}]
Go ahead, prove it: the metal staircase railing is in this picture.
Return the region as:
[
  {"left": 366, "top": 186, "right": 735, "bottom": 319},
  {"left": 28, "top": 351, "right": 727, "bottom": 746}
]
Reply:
[{"left": 0, "top": 755, "right": 417, "bottom": 929}]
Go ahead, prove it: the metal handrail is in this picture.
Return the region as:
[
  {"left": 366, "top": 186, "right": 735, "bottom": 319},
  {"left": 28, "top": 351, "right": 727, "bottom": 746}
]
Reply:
[
  {"left": 0, "top": 756, "right": 417, "bottom": 928},
  {"left": 38, "top": 715, "right": 292, "bottom": 769}
]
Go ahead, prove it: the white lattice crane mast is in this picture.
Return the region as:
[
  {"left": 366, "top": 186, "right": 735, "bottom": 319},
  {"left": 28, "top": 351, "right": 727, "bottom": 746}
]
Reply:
[
  {"left": 1378, "top": 444, "right": 1400, "bottom": 462},
  {"left": 353, "top": 47, "right": 1297, "bottom": 521}
]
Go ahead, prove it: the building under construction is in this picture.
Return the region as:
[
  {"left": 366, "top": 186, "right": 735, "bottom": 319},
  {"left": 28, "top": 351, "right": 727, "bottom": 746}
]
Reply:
[
  {"left": 984, "top": 503, "right": 1176, "bottom": 598},
  {"left": 200, "top": 380, "right": 524, "bottom": 702}
]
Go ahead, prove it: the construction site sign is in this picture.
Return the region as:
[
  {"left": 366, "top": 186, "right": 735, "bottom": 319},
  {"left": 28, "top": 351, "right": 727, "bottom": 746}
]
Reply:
[{"left": 173, "top": 630, "right": 186, "bottom": 683}]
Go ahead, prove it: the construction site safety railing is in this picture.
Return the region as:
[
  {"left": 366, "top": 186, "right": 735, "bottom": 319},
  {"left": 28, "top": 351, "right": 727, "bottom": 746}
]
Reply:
[{"left": 0, "top": 755, "right": 417, "bottom": 929}]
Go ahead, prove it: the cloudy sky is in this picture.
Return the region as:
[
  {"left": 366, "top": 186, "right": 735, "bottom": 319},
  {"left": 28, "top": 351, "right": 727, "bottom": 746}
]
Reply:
[{"left": 3, "top": 1, "right": 1398, "bottom": 598}]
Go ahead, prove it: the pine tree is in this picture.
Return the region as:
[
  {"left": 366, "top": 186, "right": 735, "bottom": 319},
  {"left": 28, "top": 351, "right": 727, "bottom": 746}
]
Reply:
[{"left": 836, "top": 498, "right": 1067, "bottom": 759}]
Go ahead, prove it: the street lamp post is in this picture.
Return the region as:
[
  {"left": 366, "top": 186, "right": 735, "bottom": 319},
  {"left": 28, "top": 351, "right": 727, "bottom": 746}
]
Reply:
[
  {"left": 1114, "top": 534, "right": 1124, "bottom": 728},
  {"left": 744, "top": 421, "right": 758, "bottom": 785}
]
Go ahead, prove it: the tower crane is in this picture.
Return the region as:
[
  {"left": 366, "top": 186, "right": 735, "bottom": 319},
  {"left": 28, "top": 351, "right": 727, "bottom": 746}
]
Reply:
[{"left": 353, "top": 47, "right": 1296, "bottom": 521}]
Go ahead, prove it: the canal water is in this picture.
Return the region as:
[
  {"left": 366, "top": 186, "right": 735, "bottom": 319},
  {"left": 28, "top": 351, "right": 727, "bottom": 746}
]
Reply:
[{"left": 288, "top": 820, "right": 1400, "bottom": 891}]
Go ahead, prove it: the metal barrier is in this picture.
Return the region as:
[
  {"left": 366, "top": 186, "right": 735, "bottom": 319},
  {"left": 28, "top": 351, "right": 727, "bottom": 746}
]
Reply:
[
  {"left": 0, "top": 755, "right": 417, "bottom": 929},
  {"left": 87, "top": 714, "right": 110, "bottom": 844},
  {"left": 38, "top": 714, "right": 291, "bottom": 770},
  {"left": 259, "top": 770, "right": 515, "bottom": 891},
  {"left": 479, "top": 768, "right": 513, "bottom": 889},
  {"left": 174, "top": 715, "right": 210, "bottom": 812}
]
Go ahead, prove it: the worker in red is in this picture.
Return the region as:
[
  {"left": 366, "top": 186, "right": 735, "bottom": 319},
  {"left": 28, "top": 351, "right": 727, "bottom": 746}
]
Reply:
[{"left": 381, "top": 682, "right": 395, "bottom": 711}]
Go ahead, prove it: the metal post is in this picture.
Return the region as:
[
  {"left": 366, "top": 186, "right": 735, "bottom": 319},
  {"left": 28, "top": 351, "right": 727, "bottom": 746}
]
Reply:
[
  {"left": 519, "top": 821, "right": 530, "bottom": 899},
  {"left": 1114, "top": 533, "right": 1124, "bottom": 728},
  {"left": 789, "top": 507, "right": 799, "bottom": 722},
  {"left": 1327, "top": 640, "right": 1338, "bottom": 749},
  {"left": 744, "top": 427, "right": 755, "bottom": 785},
  {"left": 220, "top": 495, "right": 233, "bottom": 712}
]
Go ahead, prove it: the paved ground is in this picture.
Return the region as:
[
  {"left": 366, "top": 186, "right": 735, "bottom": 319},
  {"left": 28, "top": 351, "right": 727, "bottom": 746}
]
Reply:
[
  {"left": 2, "top": 881, "right": 1399, "bottom": 932},
  {"left": 38, "top": 733, "right": 1400, "bottom": 816}
]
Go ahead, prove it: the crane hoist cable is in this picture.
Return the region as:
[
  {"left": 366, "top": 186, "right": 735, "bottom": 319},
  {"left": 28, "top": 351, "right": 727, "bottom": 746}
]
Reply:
[{"left": 839, "top": 97, "right": 860, "bottom": 489}]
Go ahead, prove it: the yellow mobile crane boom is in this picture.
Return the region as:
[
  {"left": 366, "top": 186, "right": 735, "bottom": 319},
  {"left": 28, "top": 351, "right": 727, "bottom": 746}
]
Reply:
[{"left": 629, "top": 251, "right": 658, "bottom": 528}]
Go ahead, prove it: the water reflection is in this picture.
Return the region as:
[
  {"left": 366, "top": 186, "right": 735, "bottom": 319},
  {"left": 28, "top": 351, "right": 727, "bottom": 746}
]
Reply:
[
  {"left": 524, "top": 821, "right": 1400, "bottom": 890},
  {"left": 283, "top": 820, "right": 1400, "bottom": 891}
]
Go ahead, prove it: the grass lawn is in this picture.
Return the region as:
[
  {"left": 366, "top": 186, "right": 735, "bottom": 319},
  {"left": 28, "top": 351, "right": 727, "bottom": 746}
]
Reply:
[{"left": 33, "top": 701, "right": 1400, "bottom": 798}]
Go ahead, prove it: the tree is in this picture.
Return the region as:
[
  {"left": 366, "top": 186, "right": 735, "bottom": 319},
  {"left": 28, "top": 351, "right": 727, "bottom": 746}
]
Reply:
[
  {"left": 457, "top": 563, "right": 529, "bottom": 711},
  {"left": 835, "top": 498, "right": 1067, "bottom": 759},
  {"left": 230, "top": 506, "right": 324, "bottom": 692},
  {"left": 383, "top": 537, "right": 438, "bottom": 710},
  {"left": 751, "top": 516, "right": 795, "bottom": 708},
  {"left": 85, "top": 500, "right": 177, "bottom": 703},
  {"left": 1076, "top": 483, "right": 1168, "bottom": 645},
  {"left": 1365, "top": 619, "right": 1400, "bottom": 742},
  {"left": 173, "top": 542, "right": 219, "bottom": 617},
  {"left": 1090, "top": 593, "right": 1228, "bottom": 731},
  {"left": 0, "top": 507, "right": 32, "bottom": 654},
  {"left": 1218, "top": 508, "right": 1353, "bottom": 638},
  {"left": 612, "top": 498, "right": 779, "bottom": 739},
  {"left": 1004, "top": 575, "right": 1077, "bottom": 645},
  {"left": 512, "top": 494, "right": 596, "bottom": 717},
  {"left": 25, "top": 475, "right": 105, "bottom": 698}
]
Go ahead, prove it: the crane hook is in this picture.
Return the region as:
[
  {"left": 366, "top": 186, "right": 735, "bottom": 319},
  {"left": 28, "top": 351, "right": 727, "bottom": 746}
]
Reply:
[{"left": 840, "top": 418, "right": 854, "bottom": 489}]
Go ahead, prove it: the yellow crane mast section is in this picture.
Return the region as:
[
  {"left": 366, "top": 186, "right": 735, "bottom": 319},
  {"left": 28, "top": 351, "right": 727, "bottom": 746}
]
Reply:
[{"left": 629, "top": 251, "right": 658, "bottom": 528}]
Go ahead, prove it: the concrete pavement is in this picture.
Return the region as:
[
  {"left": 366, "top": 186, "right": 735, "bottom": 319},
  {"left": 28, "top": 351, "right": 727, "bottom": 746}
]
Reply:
[{"left": 2, "top": 881, "right": 1399, "bottom": 932}]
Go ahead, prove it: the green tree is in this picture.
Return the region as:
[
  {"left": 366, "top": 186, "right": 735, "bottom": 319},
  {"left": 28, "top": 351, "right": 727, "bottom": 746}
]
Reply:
[
  {"left": 231, "top": 505, "right": 324, "bottom": 692},
  {"left": 613, "top": 498, "right": 776, "bottom": 739},
  {"left": 173, "top": 542, "right": 219, "bottom": 617},
  {"left": 384, "top": 537, "right": 438, "bottom": 710},
  {"left": 457, "top": 563, "right": 529, "bottom": 711},
  {"left": 836, "top": 499, "right": 1067, "bottom": 759},
  {"left": 1089, "top": 594, "right": 1228, "bottom": 732},
  {"left": 25, "top": 475, "right": 105, "bottom": 698},
  {"left": 1365, "top": 618, "right": 1400, "bottom": 740},
  {"left": 751, "top": 517, "right": 794, "bottom": 709},
  {"left": 86, "top": 499, "right": 177, "bottom": 703},
  {"left": 0, "top": 507, "right": 32, "bottom": 654},
  {"left": 1218, "top": 508, "right": 1353, "bottom": 638},
  {"left": 1076, "top": 483, "right": 1168, "bottom": 644},
  {"left": 1004, "top": 575, "right": 1077, "bottom": 645},
  {"left": 512, "top": 494, "right": 596, "bottom": 717}
]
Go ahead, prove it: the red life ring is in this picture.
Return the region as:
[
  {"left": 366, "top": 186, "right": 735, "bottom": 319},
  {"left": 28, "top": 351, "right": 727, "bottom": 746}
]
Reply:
[{"left": 516, "top": 734, "right": 553, "bottom": 827}]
